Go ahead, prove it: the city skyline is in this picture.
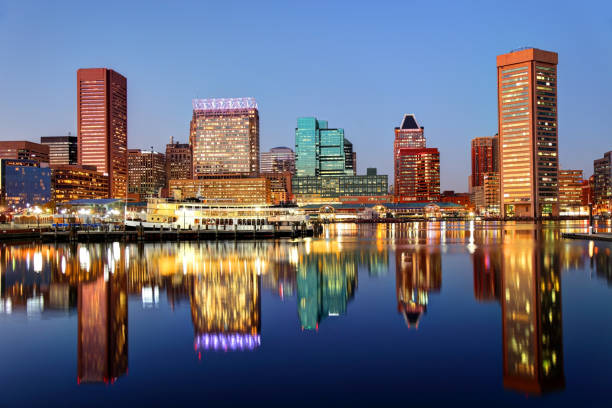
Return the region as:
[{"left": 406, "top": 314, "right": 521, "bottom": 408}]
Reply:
[{"left": 1, "top": 1, "right": 610, "bottom": 191}]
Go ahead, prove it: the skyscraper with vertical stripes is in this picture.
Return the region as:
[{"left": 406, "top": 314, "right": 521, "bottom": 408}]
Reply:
[
  {"left": 77, "top": 68, "right": 127, "bottom": 198},
  {"left": 497, "top": 48, "right": 559, "bottom": 218}
]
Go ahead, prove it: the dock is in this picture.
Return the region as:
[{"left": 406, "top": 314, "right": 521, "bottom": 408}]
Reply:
[
  {"left": 562, "top": 232, "right": 612, "bottom": 242},
  {"left": 0, "top": 225, "right": 315, "bottom": 243}
]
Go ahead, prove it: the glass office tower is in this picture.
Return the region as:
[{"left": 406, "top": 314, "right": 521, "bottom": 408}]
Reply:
[{"left": 295, "top": 117, "right": 353, "bottom": 177}]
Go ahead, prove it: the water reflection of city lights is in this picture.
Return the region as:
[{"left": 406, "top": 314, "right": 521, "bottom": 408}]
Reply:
[
  {"left": 113, "top": 242, "right": 121, "bottom": 262},
  {"left": 79, "top": 247, "right": 90, "bottom": 272},
  {"left": 194, "top": 333, "right": 261, "bottom": 352},
  {"left": 61, "top": 255, "right": 66, "bottom": 274},
  {"left": 33, "top": 252, "right": 42, "bottom": 273}
]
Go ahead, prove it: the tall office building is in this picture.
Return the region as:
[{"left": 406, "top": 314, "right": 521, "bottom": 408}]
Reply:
[
  {"left": 127, "top": 149, "right": 166, "bottom": 200},
  {"left": 77, "top": 68, "right": 127, "bottom": 198},
  {"left": 295, "top": 117, "right": 353, "bottom": 177},
  {"left": 0, "top": 141, "right": 49, "bottom": 163},
  {"left": 394, "top": 114, "right": 426, "bottom": 150},
  {"left": 293, "top": 117, "right": 386, "bottom": 201},
  {"left": 593, "top": 151, "right": 611, "bottom": 212},
  {"left": 497, "top": 48, "right": 559, "bottom": 218},
  {"left": 40, "top": 135, "right": 78, "bottom": 165},
  {"left": 470, "top": 136, "right": 499, "bottom": 190},
  {"left": 558, "top": 169, "right": 584, "bottom": 215},
  {"left": 190, "top": 98, "right": 259, "bottom": 178},
  {"left": 393, "top": 114, "right": 440, "bottom": 203},
  {"left": 395, "top": 148, "right": 440, "bottom": 202},
  {"left": 260, "top": 146, "right": 295, "bottom": 174},
  {"left": 343, "top": 139, "right": 357, "bottom": 175},
  {"left": 165, "top": 138, "right": 192, "bottom": 188}
]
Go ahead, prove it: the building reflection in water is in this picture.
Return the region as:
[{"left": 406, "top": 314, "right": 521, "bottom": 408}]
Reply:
[
  {"left": 190, "top": 260, "right": 261, "bottom": 353},
  {"left": 472, "top": 246, "right": 501, "bottom": 302},
  {"left": 0, "top": 244, "right": 129, "bottom": 384},
  {"left": 395, "top": 246, "right": 441, "bottom": 329},
  {"left": 296, "top": 240, "right": 364, "bottom": 330},
  {"left": 77, "top": 262, "right": 128, "bottom": 384},
  {"left": 501, "top": 230, "right": 565, "bottom": 394}
]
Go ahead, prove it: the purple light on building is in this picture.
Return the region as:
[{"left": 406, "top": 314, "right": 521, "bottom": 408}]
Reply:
[
  {"left": 194, "top": 333, "right": 261, "bottom": 352},
  {"left": 192, "top": 97, "right": 258, "bottom": 111}
]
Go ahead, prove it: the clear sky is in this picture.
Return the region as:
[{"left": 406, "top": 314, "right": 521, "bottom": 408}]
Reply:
[{"left": 0, "top": 0, "right": 611, "bottom": 191}]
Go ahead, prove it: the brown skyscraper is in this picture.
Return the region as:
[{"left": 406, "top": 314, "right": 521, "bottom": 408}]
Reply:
[
  {"left": 497, "top": 48, "right": 559, "bottom": 219},
  {"left": 77, "top": 68, "right": 127, "bottom": 198}
]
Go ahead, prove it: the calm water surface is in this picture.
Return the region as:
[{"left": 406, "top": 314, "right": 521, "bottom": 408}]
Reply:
[{"left": 1, "top": 222, "right": 611, "bottom": 407}]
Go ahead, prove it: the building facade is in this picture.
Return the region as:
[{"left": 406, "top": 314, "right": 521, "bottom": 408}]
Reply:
[
  {"left": 470, "top": 136, "right": 499, "bottom": 190},
  {"left": 394, "top": 114, "right": 426, "bottom": 151},
  {"left": 0, "top": 141, "right": 49, "bottom": 164},
  {"left": 260, "top": 147, "right": 295, "bottom": 174},
  {"left": 169, "top": 177, "right": 271, "bottom": 204},
  {"left": 190, "top": 98, "right": 259, "bottom": 178},
  {"left": 77, "top": 68, "right": 128, "bottom": 199},
  {"left": 0, "top": 159, "right": 51, "bottom": 207},
  {"left": 51, "top": 165, "right": 109, "bottom": 202},
  {"left": 292, "top": 173, "right": 388, "bottom": 201},
  {"left": 593, "top": 151, "right": 611, "bottom": 213},
  {"left": 40, "top": 136, "right": 78, "bottom": 166},
  {"left": 165, "top": 139, "right": 192, "bottom": 189},
  {"left": 395, "top": 148, "right": 440, "bottom": 202},
  {"left": 497, "top": 48, "right": 559, "bottom": 218},
  {"left": 558, "top": 169, "right": 584, "bottom": 215},
  {"left": 261, "top": 171, "right": 293, "bottom": 204},
  {"left": 127, "top": 149, "right": 166, "bottom": 200},
  {"left": 295, "top": 117, "right": 353, "bottom": 177}
]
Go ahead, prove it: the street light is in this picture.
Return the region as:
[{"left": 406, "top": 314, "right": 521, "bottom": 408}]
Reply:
[{"left": 33, "top": 206, "right": 42, "bottom": 232}]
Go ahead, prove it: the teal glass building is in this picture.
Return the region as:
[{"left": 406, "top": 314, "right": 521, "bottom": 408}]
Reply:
[{"left": 295, "top": 117, "right": 353, "bottom": 177}]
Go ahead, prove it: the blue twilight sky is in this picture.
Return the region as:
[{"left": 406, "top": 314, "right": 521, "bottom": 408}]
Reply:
[{"left": 0, "top": 0, "right": 611, "bottom": 191}]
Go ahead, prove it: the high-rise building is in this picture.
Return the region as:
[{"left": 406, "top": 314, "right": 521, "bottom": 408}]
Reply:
[
  {"left": 260, "top": 146, "right": 295, "bottom": 174},
  {"left": 393, "top": 114, "right": 440, "bottom": 203},
  {"left": 51, "top": 165, "right": 109, "bottom": 202},
  {"left": 395, "top": 148, "right": 440, "bottom": 202},
  {"left": 40, "top": 136, "right": 78, "bottom": 166},
  {"left": 0, "top": 159, "right": 51, "bottom": 207},
  {"left": 77, "top": 68, "right": 127, "bottom": 199},
  {"left": 558, "top": 169, "right": 584, "bottom": 215},
  {"left": 190, "top": 98, "right": 259, "bottom": 178},
  {"left": 497, "top": 48, "right": 559, "bottom": 218},
  {"left": 0, "top": 141, "right": 49, "bottom": 164},
  {"left": 343, "top": 139, "right": 356, "bottom": 175},
  {"left": 593, "top": 151, "right": 611, "bottom": 212},
  {"left": 470, "top": 136, "right": 499, "bottom": 190},
  {"left": 394, "top": 114, "right": 426, "bottom": 151},
  {"left": 127, "top": 149, "right": 166, "bottom": 200},
  {"left": 165, "top": 138, "right": 192, "bottom": 188},
  {"left": 295, "top": 117, "right": 353, "bottom": 177}
]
